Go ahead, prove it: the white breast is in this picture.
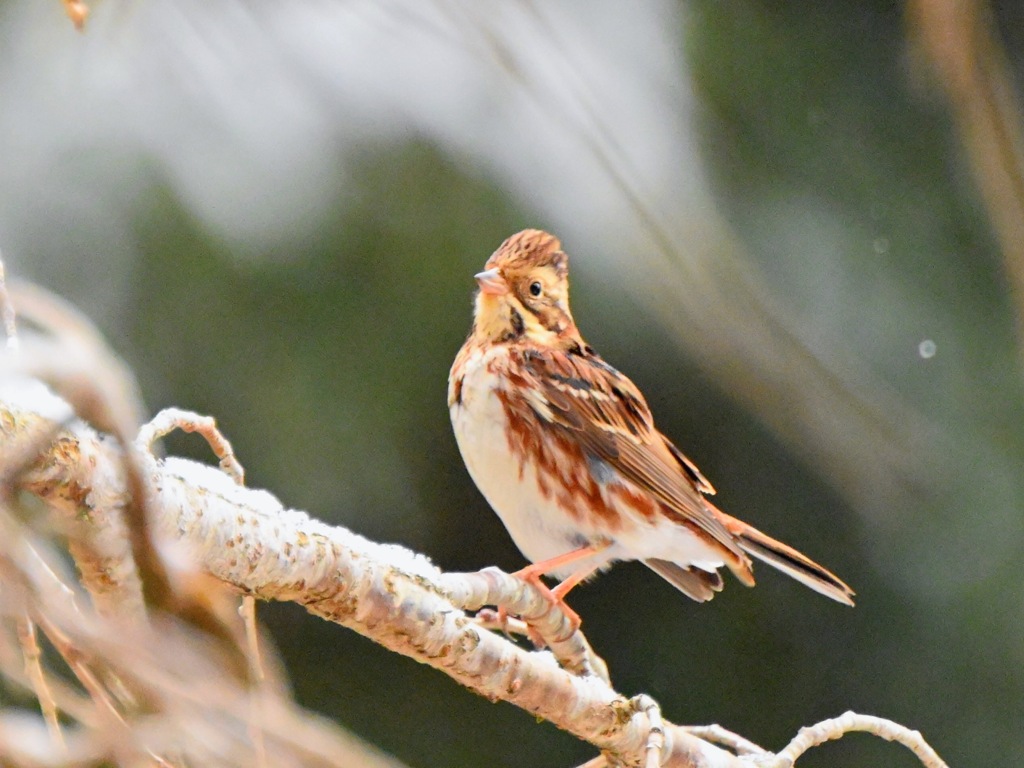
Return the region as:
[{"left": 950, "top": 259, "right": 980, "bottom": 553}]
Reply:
[{"left": 449, "top": 345, "right": 611, "bottom": 573}]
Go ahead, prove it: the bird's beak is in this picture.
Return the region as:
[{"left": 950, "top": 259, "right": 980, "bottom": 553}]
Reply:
[{"left": 474, "top": 268, "right": 508, "bottom": 296}]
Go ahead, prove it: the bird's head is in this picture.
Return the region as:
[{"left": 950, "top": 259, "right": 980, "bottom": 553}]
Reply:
[{"left": 470, "top": 229, "right": 579, "bottom": 346}]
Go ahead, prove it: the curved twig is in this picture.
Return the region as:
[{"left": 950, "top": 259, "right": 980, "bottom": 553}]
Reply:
[{"left": 774, "top": 710, "right": 949, "bottom": 768}]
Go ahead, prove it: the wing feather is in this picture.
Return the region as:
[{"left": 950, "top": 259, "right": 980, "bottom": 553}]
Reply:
[{"left": 519, "top": 347, "right": 747, "bottom": 565}]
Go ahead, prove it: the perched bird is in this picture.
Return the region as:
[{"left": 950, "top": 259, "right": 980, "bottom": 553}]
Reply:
[{"left": 448, "top": 230, "right": 854, "bottom": 622}]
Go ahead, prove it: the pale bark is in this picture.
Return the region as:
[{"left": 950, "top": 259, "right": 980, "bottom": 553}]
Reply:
[{"left": 0, "top": 386, "right": 948, "bottom": 768}]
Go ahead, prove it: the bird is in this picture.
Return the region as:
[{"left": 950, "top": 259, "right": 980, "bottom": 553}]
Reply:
[{"left": 448, "top": 229, "right": 854, "bottom": 625}]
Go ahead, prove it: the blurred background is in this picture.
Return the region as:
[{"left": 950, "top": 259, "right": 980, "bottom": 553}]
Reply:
[{"left": 0, "top": 0, "right": 1021, "bottom": 765}]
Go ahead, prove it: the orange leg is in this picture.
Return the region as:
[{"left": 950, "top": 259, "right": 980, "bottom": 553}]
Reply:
[
  {"left": 551, "top": 564, "right": 602, "bottom": 601},
  {"left": 511, "top": 544, "right": 607, "bottom": 585},
  {"left": 507, "top": 544, "right": 610, "bottom": 631}
]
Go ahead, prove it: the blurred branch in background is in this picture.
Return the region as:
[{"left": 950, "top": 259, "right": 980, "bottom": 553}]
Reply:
[
  {"left": 908, "top": 0, "right": 1024, "bottom": 354},
  {"left": 0, "top": 273, "right": 948, "bottom": 768},
  {"left": 0, "top": 281, "right": 409, "bottom": 767}
]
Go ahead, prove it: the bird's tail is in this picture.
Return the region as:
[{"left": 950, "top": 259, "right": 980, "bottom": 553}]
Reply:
[{"left": 717, "top": 510, "right": 856, "bottom": 606}]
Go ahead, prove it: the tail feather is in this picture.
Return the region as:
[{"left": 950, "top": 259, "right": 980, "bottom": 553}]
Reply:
[
  {"left": 646, "top": 499, "right": 855, "bottom": 605},
  {"left": 734, "top": 524, "right": 855, "bottom": 606},
  {"left": 644, "top": 558, "right": 724, "bottom": 602}
]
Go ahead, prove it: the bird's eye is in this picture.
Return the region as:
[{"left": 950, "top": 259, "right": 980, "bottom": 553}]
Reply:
[{"left": 529, "top": 281, "right": 543, "bottom": 297}]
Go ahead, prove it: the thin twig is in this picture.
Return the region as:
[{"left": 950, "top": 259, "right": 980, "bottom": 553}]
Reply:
[
  {"left": 136, "top": 408, "right": 245, "bottom": 485},
  {"left": 630, "top": 694, "right": 665, "bottom": 768},
  {"left": 34, "top": 610, "right": 125, "bottom": 731},
  {"left": 16, "top": 614, "right": 65, "bottom": 750},
  {"left": 775, "top": 710, "right": 949, "bottom": 768},
  {"left": 683, "top": 725, "right": 768, "bottom": 757},
  {"left": 139, "top": 408, "right": 267, "bottom": 764},
  {"left": 0, "top": 618, "right": 95, "bottom": 725},
  {"left": 241, "top": 595, "right": 268, "bottom": 768}
]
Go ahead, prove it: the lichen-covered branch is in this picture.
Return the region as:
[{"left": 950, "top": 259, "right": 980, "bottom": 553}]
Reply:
[
  {"left": 0, "top": 384, "right": 950, "bottom": 768},
  {"left": 0, "top": 390, "right": 739, "bottom": 768}
]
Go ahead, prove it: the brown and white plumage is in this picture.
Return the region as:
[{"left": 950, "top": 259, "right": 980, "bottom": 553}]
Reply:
[{"left": 448, "top": 229, "right": 854, "bottom": 609}]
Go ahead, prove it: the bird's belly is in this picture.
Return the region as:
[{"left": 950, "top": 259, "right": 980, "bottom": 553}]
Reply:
[{"left": 451, "top": 360, "right": 603, "bottom": 571}]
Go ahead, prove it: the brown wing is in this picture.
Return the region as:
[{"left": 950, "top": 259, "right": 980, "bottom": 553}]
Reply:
[{"left": 518, "top": 346, "right": 750, "bottom": 574}]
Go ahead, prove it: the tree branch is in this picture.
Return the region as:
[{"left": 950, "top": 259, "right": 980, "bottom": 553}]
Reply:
[
  {"left": 1, "top": 392, "right": 737, "bottom": 768},
  {"left": 0, "top": 387, "right": 950, "bottom": 768}
]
